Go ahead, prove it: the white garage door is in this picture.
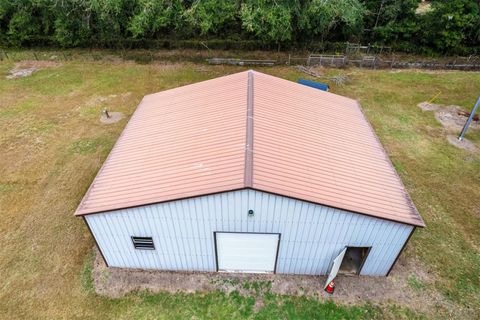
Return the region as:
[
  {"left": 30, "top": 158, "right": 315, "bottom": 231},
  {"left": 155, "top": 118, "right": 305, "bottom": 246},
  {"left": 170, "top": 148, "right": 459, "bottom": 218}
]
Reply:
[{"left": 215, "top": 232, "right": 280, "bottom": 273}]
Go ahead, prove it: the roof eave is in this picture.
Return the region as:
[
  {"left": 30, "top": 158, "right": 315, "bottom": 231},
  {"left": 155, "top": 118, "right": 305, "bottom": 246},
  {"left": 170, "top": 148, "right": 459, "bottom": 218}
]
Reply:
[{"left": 75, "top": 186, "right": 425, "bottom": 227}]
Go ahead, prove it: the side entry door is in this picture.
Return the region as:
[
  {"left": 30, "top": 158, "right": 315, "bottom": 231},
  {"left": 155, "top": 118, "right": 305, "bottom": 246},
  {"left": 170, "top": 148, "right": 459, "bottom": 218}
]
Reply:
[{"left": 324, "top": 247, "right": 347, "bottom": 289}]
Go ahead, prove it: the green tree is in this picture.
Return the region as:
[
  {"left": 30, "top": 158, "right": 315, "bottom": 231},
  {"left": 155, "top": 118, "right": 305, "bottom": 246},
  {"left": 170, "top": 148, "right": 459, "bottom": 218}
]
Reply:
[
  {"left": 240, "top": 0, "right": 299, "bottom": 45},
  {"left": 2, "top": 0, "right": 54, "bottom": 47},
  {"left": 0, "top": 0, "right": 477, "bottom": 54},
  {"left": 184, "top": 0, "right": 237, "bottom": 36},
  {"left": 128, "top": 0, "right": 184, "bottom": 38},
  {"left": 422, "top": 0, "right": 480, "bottom": 53},
  {"left": 53, "top": 0, "right": 94, "bottom": 47},
  {"left": 299, "top": 0, "right": 365, "bottom": 41},
  {"left": 361, "top": 0, "right": 421, "bottom": 46},
  {"left": 90, "top": 0, "right": 136, "bottom": 45}
]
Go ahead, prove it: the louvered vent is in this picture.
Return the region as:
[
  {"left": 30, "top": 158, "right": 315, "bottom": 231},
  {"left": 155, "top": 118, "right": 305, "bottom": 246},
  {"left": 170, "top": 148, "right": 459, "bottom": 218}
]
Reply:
[{"left": 131, "top": 236, "right": 155, "bottom": 250}]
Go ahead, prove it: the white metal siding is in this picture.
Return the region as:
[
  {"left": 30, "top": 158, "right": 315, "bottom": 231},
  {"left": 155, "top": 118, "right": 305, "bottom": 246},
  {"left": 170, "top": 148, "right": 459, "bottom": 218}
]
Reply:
[{"left": 85, "top": 189, "right": 413, "bottom": 276}]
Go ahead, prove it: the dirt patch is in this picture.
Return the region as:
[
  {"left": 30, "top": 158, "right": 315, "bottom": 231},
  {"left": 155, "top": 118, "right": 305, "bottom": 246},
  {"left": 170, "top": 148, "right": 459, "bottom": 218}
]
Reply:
[
  {"left": 6, "top": 60, "right": 61, "bottom": 79},
  {"left": 418, "top": 102, "right": 480, "bottom": 132},
  {"left": 418, "top": 102, "right": 479, "bottom": 152},
  {"left": 253, "top": 298, "right": 265, "bottom": 312},
  {"left": 6, "top": 67, "right": 38, "bottom": 79},
  {"left": 79, "top": 92, "right": 131, "bottom": 123},
  {"left": 417, "top": 101, "right": 441, "bottom": 112},
  {"left": 100, "top": 112, "right": 124, "bottom": 124},
  {"left": 15, "top": 60, "right": 61, "bottom": 69},
  {"left": 92, "top": 248, "right": 460, "bottom": 317},
  {"left": 390, "top": 69, "right": 463, "bottom": 75},
  {"left": 151, "top": 62, "right": 185, "bottom": 71},
  {"left": 434, "top": 105, "right": 479, "bottom": 132},
  {"left": 86, "top": 92, "right": 132, "bottom": 107},
  {"left": 447, "top": 135, "right": 478, "bottom": 153}
]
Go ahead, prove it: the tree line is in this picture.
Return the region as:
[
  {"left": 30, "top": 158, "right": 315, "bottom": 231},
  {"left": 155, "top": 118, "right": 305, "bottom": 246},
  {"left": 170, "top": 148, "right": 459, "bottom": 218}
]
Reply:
[{"left": 0, "top": 0, "right": 479, "bottom": 54}]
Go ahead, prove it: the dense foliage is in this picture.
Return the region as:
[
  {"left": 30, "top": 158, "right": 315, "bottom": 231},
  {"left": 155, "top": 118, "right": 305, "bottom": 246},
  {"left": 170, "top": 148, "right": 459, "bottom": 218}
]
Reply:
[{"left": 0, "top": 0, "right": 478, "bottom": 54}]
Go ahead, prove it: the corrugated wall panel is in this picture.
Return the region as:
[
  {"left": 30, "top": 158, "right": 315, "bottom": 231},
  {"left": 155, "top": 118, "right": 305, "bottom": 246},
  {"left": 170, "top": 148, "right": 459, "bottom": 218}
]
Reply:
[{"left": 86, "top": 189, "right": 413, "bottom": 276}]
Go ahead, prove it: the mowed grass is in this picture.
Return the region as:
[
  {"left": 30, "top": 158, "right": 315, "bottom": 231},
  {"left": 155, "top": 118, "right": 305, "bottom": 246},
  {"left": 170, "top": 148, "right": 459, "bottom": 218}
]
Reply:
[
  {"left": 0, "top": 58, "right": 479, "bottom": 319},
  {"left": 332, "top": 69, "right": 480, "bottom": 308}
]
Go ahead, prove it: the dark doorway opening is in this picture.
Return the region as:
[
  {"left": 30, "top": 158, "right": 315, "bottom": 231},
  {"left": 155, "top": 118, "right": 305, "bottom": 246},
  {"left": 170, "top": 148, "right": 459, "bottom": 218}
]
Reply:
[{"left": 339, "top": 247, "right": 370, "bottom": 275}]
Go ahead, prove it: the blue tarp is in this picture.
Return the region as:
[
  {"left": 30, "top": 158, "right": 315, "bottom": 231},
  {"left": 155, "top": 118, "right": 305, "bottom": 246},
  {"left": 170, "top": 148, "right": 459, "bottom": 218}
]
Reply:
[{"left": 298, "top": 79, "right": 329, "bottom": 92}]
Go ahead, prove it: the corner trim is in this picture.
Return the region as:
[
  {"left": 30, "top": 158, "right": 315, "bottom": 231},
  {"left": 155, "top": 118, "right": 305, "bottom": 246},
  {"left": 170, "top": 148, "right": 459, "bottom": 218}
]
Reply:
[
  {"left": 213, "top": 231, "right": 219, "bottom": 272},
  {"left": 82, "top": 216, "right": 110, "bottom": 267},
  {"left": 273, "top": 233, "right": 281, "bottom": 274},
  {"left": 386, "top": 226, "right": 416, "bottom": 276}
]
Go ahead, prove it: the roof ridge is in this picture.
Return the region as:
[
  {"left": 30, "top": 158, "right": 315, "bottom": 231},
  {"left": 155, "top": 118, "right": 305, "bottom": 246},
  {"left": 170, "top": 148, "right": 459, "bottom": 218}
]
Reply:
[{"left": 244, "top": 70, "right": 254, "bottom": 187}]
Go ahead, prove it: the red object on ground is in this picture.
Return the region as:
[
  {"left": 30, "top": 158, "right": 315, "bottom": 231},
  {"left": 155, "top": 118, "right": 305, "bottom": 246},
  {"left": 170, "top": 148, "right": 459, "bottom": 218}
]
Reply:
[{"left": 325, "top": 280, "right": 335, "bottom": 294}]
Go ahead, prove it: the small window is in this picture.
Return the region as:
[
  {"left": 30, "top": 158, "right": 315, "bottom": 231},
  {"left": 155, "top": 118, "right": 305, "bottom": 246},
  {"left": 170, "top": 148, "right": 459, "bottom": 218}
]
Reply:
[{"left": 131, "top": 236, "right": 155, "bottom": 250}]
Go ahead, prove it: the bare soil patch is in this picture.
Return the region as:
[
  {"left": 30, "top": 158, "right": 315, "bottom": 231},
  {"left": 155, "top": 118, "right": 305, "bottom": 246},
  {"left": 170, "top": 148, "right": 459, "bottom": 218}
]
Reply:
[
  {"left": 418, "top": 102, "right": 479, "bottom": 132},
  {"left": 6, "top": 60, "right": 61, "bottom": 79},
  {"left": 447, "top": 135, "right": 478, "bottom": 153},
  {"left": 434, "top": 105, "right": 479, "bottom": 132},
  {"left": 417, "top": 101, "right": 441, "bottom": 112},
  {"left": 151, "top": 62, "right": 186, "bottom": 71},
  {"left": 86, "top": 92, "right": 132, "bottom": 107},
  {"left": 92, "top": 248, "right": 458, "bottom": 317},
  {"left": 389, "top": 69, "right": 464, "bottom": 74},
  {"left": 79, "top": 92, "right": 131, "bottom": 123},
  {"left": 100, "top": 112, "right": 124, "bottom": 124},
  {"left": 418, "top": 102, "right": 479, "bottom": 152}
]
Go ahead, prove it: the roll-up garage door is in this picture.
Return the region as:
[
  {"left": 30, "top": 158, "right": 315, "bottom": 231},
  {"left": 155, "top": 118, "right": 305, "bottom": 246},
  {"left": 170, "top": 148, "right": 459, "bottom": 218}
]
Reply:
[{"left": 215, "top": 232, "right": 280, "bottom": 273}]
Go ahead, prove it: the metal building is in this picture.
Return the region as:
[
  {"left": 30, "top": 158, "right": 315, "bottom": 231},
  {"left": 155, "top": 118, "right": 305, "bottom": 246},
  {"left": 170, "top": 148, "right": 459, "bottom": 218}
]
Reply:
[{"left": 76, "top": 70, "right": 424, "bottom": 277}]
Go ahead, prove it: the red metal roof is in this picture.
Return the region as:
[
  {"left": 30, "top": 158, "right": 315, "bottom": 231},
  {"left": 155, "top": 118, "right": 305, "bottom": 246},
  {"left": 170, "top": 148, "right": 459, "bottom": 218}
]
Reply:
[{"left": 75, "top": 70, "right": 425, "bottom": 227}]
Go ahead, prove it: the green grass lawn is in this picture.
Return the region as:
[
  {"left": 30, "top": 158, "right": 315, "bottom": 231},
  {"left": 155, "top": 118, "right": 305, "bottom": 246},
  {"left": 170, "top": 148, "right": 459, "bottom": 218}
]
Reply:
[{"left": 0, "top": 58, "right": 479, "bottom": 319}]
